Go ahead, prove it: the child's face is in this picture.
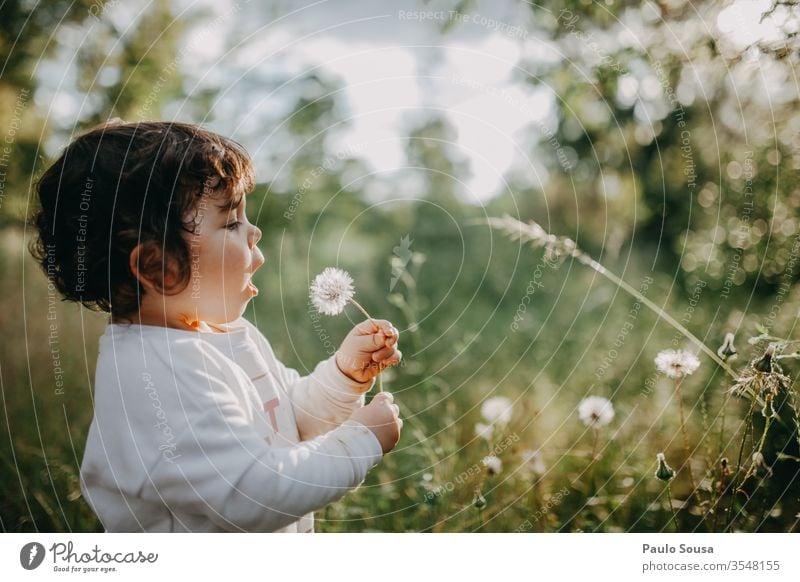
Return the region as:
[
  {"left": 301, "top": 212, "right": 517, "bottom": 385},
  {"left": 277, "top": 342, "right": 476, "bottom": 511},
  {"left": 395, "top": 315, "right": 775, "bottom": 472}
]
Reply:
[{"left": 175, "top": 192, "right": 265, "bottom": 326}]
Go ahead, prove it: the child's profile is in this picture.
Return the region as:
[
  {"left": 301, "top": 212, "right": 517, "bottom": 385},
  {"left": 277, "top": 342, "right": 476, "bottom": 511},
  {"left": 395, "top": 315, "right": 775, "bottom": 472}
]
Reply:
[{"left": 29, "top": 120, "right": 402, "bottom": 532}]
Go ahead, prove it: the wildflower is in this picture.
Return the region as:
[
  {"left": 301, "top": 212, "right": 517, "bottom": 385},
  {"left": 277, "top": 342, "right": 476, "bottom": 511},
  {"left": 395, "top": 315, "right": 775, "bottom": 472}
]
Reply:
[
  {"left": 472, "top": 488, "right": 487, "bottom": 510},
  {"left": 481, "top": 396, "right": 513, "bottom": 427},
  {"left": 521, "top": 449, "right": 546, "bottom": 477},
  {"left": 727, "top": 345, "right": 790, "bottom": 406},
  {"left": 578, "top": 395, "right": 615, "bottom": 428},
  {"left": 474, "top": 422, "right": 493, "bottom": 442},
  {"left": 309, "top": 267, "right": 355, "bottom": 315},
  {"left": 482, "top": 455, "right": 503, "bottom": 476},
  {"left": 717, "top": 333, "right": 738, "bottom": 361},
  {"left": 654, "top": 452, "right": 676, "bottom": 482},
  {"left": 655, "top": 349, "right": 701, "bottom": 379}
]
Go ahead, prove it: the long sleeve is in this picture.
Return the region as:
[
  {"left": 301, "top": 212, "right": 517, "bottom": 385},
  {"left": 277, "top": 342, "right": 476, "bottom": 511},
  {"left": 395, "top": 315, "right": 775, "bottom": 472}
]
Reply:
[
  {"left": 147, "top": 341, "right": 382, "bottom": 532},
  {"left": 240, "top": 318, "right": 376, "bottom": 440},
  {"left": 83, "top": 334, "right": 383, "bottom": 533}
]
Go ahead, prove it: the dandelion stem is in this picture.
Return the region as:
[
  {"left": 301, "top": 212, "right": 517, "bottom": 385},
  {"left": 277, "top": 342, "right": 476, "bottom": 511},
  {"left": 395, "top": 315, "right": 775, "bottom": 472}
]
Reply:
[
  {"left": 589, "top": 263, "right": 737, "bottom": 379},
  {"left": 665, "top": 483, "right": 680, "bottom": 532},
  {"left": 723, "top": 381, "right": 761, "bottom": 531},
  {"left": 485, "top": 216, "right": 738, "bottom": 379},
  {"left": 674, "top": 378, "right": 702, "bottom": 508},
  {"left": 348, "top": 298, "right": 384, "bottom": 393}
]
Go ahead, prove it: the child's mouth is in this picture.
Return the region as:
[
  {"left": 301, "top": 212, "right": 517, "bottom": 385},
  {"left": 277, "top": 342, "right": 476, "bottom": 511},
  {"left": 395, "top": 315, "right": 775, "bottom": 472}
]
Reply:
[{"left": 247, "top": 279, "right": 258, "bottom": 296}]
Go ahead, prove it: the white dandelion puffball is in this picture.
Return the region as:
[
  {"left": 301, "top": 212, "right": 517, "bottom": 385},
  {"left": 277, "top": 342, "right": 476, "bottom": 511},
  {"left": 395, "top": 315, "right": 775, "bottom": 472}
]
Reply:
[
  {"left": 654, "top": 349, "right": 701, "bottom": 379},
  {"left": 483, "top": 455, "right": 503, "bottom": 476},
  {"left": 474, "top": 422, "right": 493, "bottom": 442},
  {"left": 309, "top": 267, "right": 355, "bottom": 315},
  {"left": 521, "top": 449, "right": 546, "bottom": 476},
  {"left": 578, "top": 396, "right": 615, "bottom": 427},
  {"left": 481, "top": 396, "right": 513, "bottom": 427}
]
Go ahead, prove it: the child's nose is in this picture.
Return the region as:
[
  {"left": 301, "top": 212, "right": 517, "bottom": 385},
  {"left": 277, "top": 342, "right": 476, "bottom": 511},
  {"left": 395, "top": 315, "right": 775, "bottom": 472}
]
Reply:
[{"left": 249, "top": 224, "right": 262, "bottom": 247}]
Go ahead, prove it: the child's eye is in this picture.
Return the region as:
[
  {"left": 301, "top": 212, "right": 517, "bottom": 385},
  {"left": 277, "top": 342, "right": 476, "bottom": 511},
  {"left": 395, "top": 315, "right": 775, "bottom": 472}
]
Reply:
[{"left": 224, "top": 221, "right": 242, "bottom": 231}]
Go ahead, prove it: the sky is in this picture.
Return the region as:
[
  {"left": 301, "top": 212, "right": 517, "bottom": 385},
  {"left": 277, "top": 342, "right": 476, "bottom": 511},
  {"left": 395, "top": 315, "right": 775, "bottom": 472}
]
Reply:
[{"left": 35, "top": 0, "right": 794, "bottom": 204}]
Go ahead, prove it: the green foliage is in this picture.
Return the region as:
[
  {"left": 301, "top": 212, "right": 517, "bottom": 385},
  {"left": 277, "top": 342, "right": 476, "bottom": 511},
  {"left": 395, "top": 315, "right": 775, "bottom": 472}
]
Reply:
[{"left": 2, "top": 0, "right": 799, "bottom": 532}]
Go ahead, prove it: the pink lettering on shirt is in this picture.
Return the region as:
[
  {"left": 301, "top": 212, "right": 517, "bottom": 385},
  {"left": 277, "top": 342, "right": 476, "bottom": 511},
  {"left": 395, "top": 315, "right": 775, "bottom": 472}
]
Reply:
[{"left": 263, "top": 397, "right": 280, "bottom": 432}]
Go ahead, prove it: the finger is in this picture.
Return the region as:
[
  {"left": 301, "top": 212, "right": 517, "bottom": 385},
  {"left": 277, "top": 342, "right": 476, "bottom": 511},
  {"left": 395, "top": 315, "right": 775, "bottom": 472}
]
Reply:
[
  {"left": 348, "top": 331, "right": 388, "bottom": 352},
  {"left": 379, "top": 350, "right": 402, "bottom": 368},
  {"left": 390, "top": 403, "right": 400, "bottom": 416},
  {"left": 372, "top": 391, "right": 394, "bottom": 403},
  {"left": 371, "top": 346, "right": 395, "bottom": 362},
  {"left": 382, "top": 324, "right": 399, "bottom": 346},
  {"left": 354, "top": 318, "right": 392, "bottom": 335}
]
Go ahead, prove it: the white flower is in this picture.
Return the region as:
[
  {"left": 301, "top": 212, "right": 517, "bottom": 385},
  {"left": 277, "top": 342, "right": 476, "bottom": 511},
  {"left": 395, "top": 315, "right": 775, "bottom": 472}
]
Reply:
[
  {"left": 520, "top": 449, "right": 546, "bottom": 476},
  {"left": 481, "top": 396, "right": 513, "bottom": 427},
  {"left": 309, "top": 267, "right": 355, "bottom": 315},
  {"left": 482, "top": 455, "right": 503, "bottom": 476},
  {"left": 474, "top": 422, "right": 493, "bottom": 442},
  {"left": 578, "top": 396, "right": 615, "bottom": 427},
  {"left": 654, "top": 349, "right": 701, "bottom": 379}
]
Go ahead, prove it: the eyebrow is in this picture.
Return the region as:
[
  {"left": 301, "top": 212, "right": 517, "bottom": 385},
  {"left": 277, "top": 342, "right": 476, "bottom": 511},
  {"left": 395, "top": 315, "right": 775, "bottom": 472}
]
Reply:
[{"left": 215, "top": 197, "right": 243, "bottom": 213}]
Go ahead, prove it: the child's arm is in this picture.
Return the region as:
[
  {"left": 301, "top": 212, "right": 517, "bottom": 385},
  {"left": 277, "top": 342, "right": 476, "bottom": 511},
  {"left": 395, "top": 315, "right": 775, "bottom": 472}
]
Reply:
[
  {"left": 259, "top": 323, "right": 400, "bottom": 440},
  {"left": 144, "top": 342, "right": 383, "bottom": 532},
  {"left": 239, "top": 318, "right": 378, "bottom": 440}
]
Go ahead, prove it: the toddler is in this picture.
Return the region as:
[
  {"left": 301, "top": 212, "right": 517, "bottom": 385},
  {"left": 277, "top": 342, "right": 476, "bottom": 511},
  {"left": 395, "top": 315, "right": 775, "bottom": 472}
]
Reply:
[{"left": 30, "top": 120, "right": 403, "bottom": 532}]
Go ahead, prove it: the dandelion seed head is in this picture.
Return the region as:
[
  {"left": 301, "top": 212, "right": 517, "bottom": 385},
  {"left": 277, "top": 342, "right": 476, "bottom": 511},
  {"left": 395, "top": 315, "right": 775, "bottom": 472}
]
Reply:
[
  {"left": 727, "top": 346, "right": 790, "bottom": 401},
  {"left": 309, "top": 267, "right": 355, "bottom": 315},
  {"left": 474, "top": 422, "right": 493, "bottom": 442},
  {"left": 654, "top": 349, "right": 701, "bottom": 379},
  {"left": 578, "top": 395, "right": 615, "bottom": 427},
  {"left": 482, "top": 455, "right": 503, "bottom": 476},
  {"left": 521, "top": 449, "right": 546, "bottom": 476},
  {"left": 480, "top": 396, "right": 513, "bottom": 427}
]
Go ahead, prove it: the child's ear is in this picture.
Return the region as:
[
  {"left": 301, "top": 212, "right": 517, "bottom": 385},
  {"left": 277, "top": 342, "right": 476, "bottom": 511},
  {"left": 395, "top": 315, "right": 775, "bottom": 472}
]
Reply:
[{"left": 129, "top": 241, "right": 181, "bottom": 292}]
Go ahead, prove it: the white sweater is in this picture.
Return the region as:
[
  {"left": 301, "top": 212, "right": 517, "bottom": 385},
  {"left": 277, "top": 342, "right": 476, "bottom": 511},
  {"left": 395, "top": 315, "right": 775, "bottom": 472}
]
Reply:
[{"left": 79, "top": 317, "right": 383, "bottom": 532}]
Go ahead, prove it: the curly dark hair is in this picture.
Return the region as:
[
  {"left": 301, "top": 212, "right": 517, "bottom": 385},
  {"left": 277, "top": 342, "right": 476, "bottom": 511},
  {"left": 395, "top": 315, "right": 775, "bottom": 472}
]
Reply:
[{"left": 29, "top": 120, "right": 255, "bottom": 319}]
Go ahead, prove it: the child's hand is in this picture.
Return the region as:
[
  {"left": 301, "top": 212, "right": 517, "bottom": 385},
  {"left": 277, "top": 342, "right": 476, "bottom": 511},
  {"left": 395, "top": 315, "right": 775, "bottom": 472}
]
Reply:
[
  {"left": 349, "top": 392, "right": 402, "bottom": 454},
  {"left": 335, "top": 319, "right": 401, "bottom": 385}
]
